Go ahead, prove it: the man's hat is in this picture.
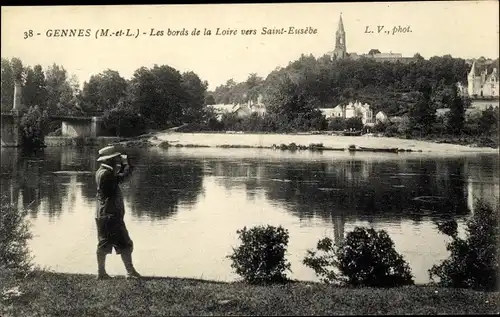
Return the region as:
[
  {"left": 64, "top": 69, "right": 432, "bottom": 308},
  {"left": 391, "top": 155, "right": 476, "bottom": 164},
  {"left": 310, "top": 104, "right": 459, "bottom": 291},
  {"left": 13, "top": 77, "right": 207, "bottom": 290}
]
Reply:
[{"left": 97, "top": 145, "right": 125, "bottom": 162}]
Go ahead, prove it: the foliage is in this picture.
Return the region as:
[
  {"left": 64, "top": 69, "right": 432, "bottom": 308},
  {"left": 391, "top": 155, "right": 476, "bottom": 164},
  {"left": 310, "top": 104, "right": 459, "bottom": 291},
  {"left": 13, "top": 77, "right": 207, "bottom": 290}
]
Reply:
[
  {"left": 128, "top": 65, "right": 183, "bottom": 129},
  {"left": 45, "top": 63, "right": 80, "bottom": 116},
  {"left": 476, "top": 106, "right": 499, "bottom": 136},
  {"left": 79, "top": 69, "right": 128, "bottom": 113},
  {"left": 1, "top": 58, "right": 16, "bottom": 111},
  {"left": 20, "top": 105, "right": 49, "bottom": 149},
  {"left": 429, "top": 199, "right": 499, "bottom": 291},
  {"left": 304, "top": 227, "right": 414, "bottom": 287},
  {"left": 373, "top": 121, "right": 387, "bottom": 133},
  {"left": 345, "top": 117, "right": 363, "bottom": 131},
  {"left": 0, "top": 196, "right": 33, "bottom": 273},
  {"left": 446, "top": 85, "right": 467, "bottom": 135},
  {"left": 204, "top": 94, "right": 216, "bottom": 106},
  {"left": 211, "top": 74, "right": 264, "bottom": 105},
  {"left": 228, "top": 225, "right": 292, "bottom": 284},
  {"left": 180, "top": 71, "right": 208, "bottom": 123},
  {"left": 23, "top": 65, "right": 48, "bottom": 110},
  {"left": 102, "top": 104, "right": 147, "bottom": 137},
  {"left": 328, "top": 117, "right": 346, "bottom": 131},
  {"left": 3, "top": 54, "right": 498, "bottom": 140}
]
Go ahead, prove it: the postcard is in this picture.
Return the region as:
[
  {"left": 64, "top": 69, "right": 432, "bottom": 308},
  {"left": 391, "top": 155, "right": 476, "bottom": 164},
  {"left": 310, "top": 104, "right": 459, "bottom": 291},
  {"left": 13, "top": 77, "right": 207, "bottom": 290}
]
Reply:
[{"left": 1, "top": 2, "right": 499, "bottom": 316}]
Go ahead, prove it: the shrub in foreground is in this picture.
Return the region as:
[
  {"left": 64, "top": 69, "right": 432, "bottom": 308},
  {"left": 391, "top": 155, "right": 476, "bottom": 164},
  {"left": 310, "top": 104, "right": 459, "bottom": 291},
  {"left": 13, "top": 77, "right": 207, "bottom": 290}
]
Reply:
[
  {"left": 228, "top": 225, "right": 291, "bottom": 284},
  {"left": 0, "top": 196, "right": 34, "bottom": 273},
  {"left": 429, "top": 199, "right": 499, "bottom": 291},
  {"left": 304, "top": 227, "right": 414, "bottom": 287}
]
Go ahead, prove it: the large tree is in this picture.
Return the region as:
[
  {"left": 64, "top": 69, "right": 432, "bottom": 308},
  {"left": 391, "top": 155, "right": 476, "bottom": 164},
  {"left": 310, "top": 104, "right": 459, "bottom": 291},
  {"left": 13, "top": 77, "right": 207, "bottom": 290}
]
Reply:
[
  {"left": 45, "top": 63, "right": 80, "bottom": 115},
  {"left": 180, "top": 71, "right": 208, "bottom": 123},
  {"left": 129, "top": 64, "right": 185, "bottom": 129},
  {"left": 79, "top": 69, "right": 128, "bottom": 114},
  {"left": 446, "top": 84, "right": 468, "bottom": 135},
  {"left": 22, "top": 65, "right": 47, "bottom": 110}
]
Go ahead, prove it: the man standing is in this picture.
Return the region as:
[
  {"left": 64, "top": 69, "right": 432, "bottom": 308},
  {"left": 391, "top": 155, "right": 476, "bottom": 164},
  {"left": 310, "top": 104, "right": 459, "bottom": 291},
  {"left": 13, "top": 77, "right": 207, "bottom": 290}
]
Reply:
[{"left": 95, "top": 145, "right": 141, "bottom": 280}]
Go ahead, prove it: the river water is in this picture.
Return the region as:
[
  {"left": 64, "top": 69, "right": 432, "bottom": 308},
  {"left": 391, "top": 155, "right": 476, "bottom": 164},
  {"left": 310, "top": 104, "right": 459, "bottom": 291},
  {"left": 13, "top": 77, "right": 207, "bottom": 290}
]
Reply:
[{"left": 1, "top": 146, "right": 498, "bottom": 284}]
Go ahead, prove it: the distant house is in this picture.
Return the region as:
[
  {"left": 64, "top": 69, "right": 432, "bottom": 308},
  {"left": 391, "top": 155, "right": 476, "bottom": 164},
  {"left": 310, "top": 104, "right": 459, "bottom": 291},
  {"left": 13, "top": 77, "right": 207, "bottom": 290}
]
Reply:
[
  {"left": 375, "top": 111, "right": 388, "bottom": 124},
  {"left": 233, "top": 104, "right": 253, "bottom": 118},
  {"left": 211, "top": 104, "right": 235, "bottom": 120},
  {"left": 211, "top": 102, "right": 264, "bottom": 120},
  {"left": 323, "top": 101, "right": 374, "bottom": 125},
  {"left": 344, "top": 101, "right": 374, "bottom": 125}
]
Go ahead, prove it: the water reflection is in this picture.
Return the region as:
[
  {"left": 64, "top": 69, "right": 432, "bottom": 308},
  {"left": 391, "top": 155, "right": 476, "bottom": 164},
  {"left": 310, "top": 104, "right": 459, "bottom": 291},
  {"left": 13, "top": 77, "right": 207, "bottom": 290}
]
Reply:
[
  {"left": 204, "top": 155, "right": 474, "bottom": 219},
  {"left": 2, "top": 148, "right": 498, "bottom": 220},
  {"left": 1, "top": 147, "right": 206, "bottom": 221},
  {"left": 126, "top": 157, "right": 205, "bottom": 220},
  {"left": 0, "top": 147, "right": 498, "bottom": 283}
]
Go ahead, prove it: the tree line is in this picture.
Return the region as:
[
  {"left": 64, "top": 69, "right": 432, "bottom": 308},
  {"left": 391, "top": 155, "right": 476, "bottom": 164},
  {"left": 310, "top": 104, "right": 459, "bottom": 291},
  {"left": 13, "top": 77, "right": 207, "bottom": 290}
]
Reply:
[
  {"left": 1, "top": 54, "right": 498, "bottom": 148},
  {"left": 1, "top": 57, "right": 210, "bottom": 139},
  {"left": 202, "top": 53, "right": 498, "bottom": 144}
]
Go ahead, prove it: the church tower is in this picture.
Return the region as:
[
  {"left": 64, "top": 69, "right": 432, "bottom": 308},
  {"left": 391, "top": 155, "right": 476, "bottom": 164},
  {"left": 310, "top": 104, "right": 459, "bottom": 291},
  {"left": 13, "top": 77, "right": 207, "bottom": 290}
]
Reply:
[{"left": 332, "top": 14, "right": 347, "bottom": 60}]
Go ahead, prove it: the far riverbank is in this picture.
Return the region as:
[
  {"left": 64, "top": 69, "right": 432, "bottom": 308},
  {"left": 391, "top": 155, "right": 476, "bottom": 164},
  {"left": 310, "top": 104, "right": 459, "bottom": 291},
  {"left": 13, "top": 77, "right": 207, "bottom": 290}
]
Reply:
[{"left": 143, "top": 132, "right": 499, "bottom": 154}]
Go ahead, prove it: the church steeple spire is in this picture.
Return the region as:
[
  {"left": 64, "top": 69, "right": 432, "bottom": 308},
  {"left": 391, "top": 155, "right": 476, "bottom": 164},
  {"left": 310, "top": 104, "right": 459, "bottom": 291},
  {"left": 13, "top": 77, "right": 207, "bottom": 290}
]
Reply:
[
  {"left": 332, "top": 13, "right": 347, "bottom": 60},
  {"left": 337, "top": 13, "right": 345, "bottom": 34}
]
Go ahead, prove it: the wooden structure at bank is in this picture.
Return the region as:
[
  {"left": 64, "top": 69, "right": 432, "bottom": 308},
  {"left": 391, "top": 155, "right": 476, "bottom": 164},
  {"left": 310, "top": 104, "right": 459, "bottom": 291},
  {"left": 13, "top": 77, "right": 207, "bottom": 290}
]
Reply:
[{"left": 1, "top": 81, "right": 104, "bottom": 147}]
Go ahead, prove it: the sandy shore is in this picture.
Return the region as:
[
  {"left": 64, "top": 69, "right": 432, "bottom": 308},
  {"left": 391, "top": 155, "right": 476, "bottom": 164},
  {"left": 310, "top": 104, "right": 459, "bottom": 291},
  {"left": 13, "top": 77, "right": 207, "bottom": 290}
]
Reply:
[{"left": 150, "top": 132, "right": 498, "bottom": 154}]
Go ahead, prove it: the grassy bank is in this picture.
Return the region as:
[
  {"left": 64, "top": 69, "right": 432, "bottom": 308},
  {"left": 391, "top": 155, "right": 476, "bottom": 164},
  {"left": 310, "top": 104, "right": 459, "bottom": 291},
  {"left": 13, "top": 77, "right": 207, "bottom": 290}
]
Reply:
[{"left": 1, "top": 270, "right": 498, "bottom": 316}]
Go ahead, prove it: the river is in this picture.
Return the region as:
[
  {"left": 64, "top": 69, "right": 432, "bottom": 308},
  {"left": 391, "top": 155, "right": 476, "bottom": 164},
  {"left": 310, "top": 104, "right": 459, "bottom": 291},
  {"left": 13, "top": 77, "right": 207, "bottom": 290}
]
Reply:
[{"left": 1, "top": 145, "right": 498, "bottom": 284}]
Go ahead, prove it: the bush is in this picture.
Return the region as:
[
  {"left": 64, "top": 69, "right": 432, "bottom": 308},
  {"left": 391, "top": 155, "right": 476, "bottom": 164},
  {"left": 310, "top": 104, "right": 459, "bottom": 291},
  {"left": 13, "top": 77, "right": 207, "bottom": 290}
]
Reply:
[
  {"left": 373, "top": 122, "right": 387, "bottom": 133},
  {"left": 429, "top": 199, "right": 499, "bottom": 291},
  {"left": 0, "top": 196, "right": 34, "bottom": 273},
  {"left": 328, "top": 117, "right": 346, "bottom": 131},
  {"left": 345, "top": 117, "right": 363, "bottom": 131},
  {"left": 304, "top": 227, "right": 414, "bottom": 287},
  {"left": 228, "top": 225, "right": 292, "bottom": 284}
]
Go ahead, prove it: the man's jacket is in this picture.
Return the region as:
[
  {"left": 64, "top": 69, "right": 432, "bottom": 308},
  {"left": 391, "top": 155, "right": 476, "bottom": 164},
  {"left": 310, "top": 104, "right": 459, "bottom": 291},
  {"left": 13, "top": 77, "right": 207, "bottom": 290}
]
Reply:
[{"left": 95, "top": 163, "right": 131, "bottom": 220}]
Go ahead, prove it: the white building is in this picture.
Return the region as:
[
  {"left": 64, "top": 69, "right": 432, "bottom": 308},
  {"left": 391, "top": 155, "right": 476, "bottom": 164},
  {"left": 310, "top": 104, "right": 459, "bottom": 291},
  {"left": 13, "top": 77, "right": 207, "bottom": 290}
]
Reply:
[
  {"left": 321, "top": 101, "right": 375, "bottom": 125},
  {"left": 467, "top": 60, "right": 499, "bottom": 98},
  {"left": 344, "top": 101, "right": 374, "bottom": 125}
]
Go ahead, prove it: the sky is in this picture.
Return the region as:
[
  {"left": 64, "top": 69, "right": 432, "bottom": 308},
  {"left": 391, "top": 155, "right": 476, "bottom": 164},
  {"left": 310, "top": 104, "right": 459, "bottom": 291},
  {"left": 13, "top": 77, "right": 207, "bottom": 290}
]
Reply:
[{"left": 2, "top": 2, "right": 499, "bottom": 91}]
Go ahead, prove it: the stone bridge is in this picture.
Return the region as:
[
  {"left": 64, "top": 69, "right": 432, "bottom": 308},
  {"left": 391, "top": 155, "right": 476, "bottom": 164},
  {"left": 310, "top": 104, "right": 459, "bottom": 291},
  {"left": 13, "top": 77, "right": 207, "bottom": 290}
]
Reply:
[{"left": 1, "top": 82, "right": 104, "bottom": 147}]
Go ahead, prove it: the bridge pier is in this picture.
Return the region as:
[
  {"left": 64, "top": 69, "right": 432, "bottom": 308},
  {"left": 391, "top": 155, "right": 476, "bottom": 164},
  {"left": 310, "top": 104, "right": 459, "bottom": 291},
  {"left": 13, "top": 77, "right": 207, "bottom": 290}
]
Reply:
[{"left": 1, "top": 81, "right": 24, "bottom": 147}]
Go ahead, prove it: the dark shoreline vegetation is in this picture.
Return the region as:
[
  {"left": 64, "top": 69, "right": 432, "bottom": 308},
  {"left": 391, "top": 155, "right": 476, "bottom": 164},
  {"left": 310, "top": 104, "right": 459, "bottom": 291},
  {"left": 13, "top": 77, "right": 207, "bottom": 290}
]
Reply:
[
  {"left": 1, "top": 191, "right": 499, "bottom": 315},
  {"left": 2, "top": 55, "right": 498, "bottom": 151}
]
